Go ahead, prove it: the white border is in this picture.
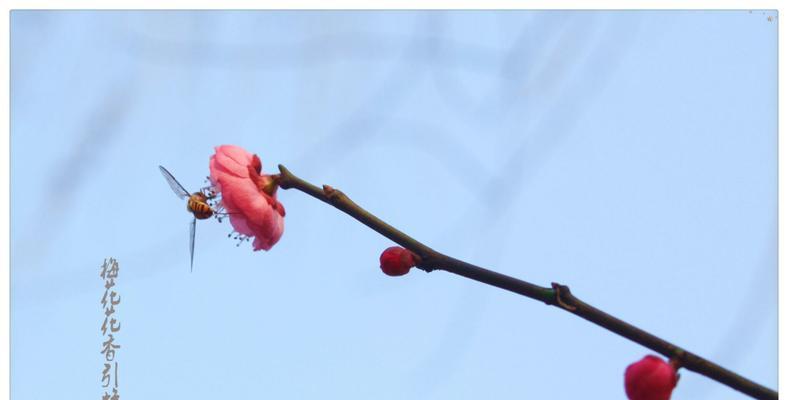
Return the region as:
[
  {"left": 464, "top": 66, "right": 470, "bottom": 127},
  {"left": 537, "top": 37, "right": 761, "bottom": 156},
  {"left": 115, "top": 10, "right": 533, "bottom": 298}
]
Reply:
[
  {"left": 1, "top": 3, "right": 783, "bottom": 400},
  {"left": 0, "top": 2, "right": 785, "bottom": 9}
]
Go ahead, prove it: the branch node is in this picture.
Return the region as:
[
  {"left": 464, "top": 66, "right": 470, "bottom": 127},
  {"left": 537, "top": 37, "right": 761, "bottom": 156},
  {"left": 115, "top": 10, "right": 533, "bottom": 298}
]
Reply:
[
  {"left": 669, "top": 349, "right": 685, "bottom": 371},
  {"left": 551, "top": 282, "right": 577, "bottom": 311},
  {"left": 322, "top": 184, "right": 347, "bottom": 204},
  {"left": 413, "top": 253, "right": 435, "bottom": 273},
  {"left": 415, "top": 265, "right": 434, "bottom": 273}
]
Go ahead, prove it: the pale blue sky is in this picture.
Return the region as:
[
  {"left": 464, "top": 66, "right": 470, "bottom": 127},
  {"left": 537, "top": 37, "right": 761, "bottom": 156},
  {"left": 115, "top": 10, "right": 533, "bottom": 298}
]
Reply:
[{"left": 11, "top": 10, "right": 776, "bottom": 399}]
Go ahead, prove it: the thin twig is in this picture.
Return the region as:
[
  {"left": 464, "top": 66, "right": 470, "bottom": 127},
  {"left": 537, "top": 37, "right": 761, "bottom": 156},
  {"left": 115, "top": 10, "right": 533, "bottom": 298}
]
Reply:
[{"left": 277, "top": 164, "right": 777, "bottom": 400}]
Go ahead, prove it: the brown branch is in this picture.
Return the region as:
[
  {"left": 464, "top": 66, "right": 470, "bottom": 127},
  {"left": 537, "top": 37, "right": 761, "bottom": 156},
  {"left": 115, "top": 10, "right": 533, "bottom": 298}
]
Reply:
[{"left": 277, "top": 164, "right": 777, "bottom": 400}]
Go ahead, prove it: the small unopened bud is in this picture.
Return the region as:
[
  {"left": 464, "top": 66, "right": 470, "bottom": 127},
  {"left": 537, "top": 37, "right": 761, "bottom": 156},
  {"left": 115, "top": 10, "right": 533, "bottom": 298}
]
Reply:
[
  {"left": 379, "top": 247, "right": 418, "bottom": 276},
  {"left": 624, "top": 355, "right": 678, "bottom": 400}
]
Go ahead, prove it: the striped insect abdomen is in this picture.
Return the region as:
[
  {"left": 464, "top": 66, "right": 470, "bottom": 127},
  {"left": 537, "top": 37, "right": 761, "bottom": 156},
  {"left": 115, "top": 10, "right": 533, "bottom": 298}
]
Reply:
[{"left": 187, "top": 193, "right": 213, "bottom": 220}]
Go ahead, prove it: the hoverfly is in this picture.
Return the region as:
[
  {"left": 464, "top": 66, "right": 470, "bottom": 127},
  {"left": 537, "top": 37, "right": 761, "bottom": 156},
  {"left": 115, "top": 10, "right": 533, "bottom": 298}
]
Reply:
[{"left": 159, "top": 165, "right": 217, "bottom": 272}]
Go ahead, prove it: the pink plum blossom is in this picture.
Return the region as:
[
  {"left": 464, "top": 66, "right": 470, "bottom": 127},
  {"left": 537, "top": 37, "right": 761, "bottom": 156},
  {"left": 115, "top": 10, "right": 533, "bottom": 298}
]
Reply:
[{"left": 209, "top": 145, "right": 285, "bottom": 251}]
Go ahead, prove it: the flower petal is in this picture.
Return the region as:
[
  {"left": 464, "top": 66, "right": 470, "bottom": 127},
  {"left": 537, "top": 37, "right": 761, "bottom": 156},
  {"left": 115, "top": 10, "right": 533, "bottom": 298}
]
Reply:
[
  {"left": 210, "top": 145, "right": 285, "bottom": 251},
  {"left": 216, "top": 145, "right": 254, "bottom": 167}
]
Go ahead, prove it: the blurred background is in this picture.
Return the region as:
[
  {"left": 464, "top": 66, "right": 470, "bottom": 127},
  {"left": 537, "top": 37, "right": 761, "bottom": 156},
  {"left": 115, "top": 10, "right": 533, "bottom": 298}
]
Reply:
[{"left": 10, "top": 10, "right": 777, "bottom": 399}]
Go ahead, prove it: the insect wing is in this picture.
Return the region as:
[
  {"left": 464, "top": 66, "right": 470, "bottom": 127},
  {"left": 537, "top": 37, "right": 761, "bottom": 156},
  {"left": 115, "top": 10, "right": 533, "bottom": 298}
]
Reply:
[
  {"left": 159, "top": 165, "right": 190, "bottom": 199},
  {"left": 189, "top": 218, "right": 196, "bottom": 273}
]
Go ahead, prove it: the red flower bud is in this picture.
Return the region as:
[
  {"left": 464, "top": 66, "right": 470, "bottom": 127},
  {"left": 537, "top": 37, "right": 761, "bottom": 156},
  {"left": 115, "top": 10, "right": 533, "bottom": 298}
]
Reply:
[
  {"left": 625, "top": 355, "right": 678, "bottom": 400},
  {"left": 379, "top": 247, "right": 418, "bottom": 276}
]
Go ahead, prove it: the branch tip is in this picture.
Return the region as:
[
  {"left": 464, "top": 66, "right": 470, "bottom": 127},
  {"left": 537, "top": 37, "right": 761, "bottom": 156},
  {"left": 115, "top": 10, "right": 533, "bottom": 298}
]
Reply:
[{"left": 277, "top": 165, "right": 296, "bottom": 190}]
